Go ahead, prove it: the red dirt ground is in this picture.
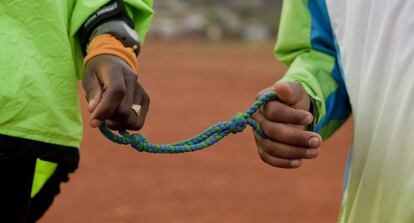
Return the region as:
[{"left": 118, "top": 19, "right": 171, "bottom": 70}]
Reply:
[{"left": 40, "top": 40, "right": 353, "bottom": 223}]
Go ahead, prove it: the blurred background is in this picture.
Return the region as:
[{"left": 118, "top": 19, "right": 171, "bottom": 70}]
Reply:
[
  {"left": 148, "top": 0, "right": 282, "bottom": 41},
  {"left": 41, "top": 1, "right": 352, "bottom": 223}
]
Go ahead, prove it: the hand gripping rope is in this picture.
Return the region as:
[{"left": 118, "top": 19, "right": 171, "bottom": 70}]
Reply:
[{"left": 99, "top": 93, "right": 278, "bottom": 154}]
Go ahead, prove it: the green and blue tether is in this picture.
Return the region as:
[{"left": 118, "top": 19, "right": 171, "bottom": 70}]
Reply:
[{"left": 99, "top": 93, "right": 277, "bottom": 154}]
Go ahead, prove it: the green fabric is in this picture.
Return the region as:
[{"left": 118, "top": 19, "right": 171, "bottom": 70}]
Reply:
[
  {"left": 319, "top": 119, "right": 347, "bottom": 139},
  {"left": 124, "top": 0, "right": 154, "bottom": 43},
  {"left": 274, "top": 0, "right": 340, "bottom": 139},
  {"left": 31, "top": 159, "right": 58, "bottom": 198},
  {"left": 0, "top": 1, "right": 153, "bottom": 148}
]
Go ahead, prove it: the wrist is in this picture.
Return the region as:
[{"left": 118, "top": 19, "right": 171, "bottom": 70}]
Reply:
[{"left": 84, "top": 34, "right": 139, "bottom": 73}]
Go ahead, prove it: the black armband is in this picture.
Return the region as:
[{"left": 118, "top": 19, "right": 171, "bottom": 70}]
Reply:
[{"left": 78, "top": 0, "right": 134, "bottom": 54}]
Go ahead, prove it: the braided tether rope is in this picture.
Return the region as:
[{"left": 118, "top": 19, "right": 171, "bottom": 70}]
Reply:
[{"left": 99, "top": 93, "right": 278, "bottom": 154}]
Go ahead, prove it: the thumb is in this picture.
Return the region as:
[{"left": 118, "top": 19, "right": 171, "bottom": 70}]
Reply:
[
  {"left": 83, "top": 73, "right": 103, "bottom": 113},
  {"left": 274, "top": 82, "right": 307, "bottom": 106},
  {"left": 88, "top": 89, "right": 102, "bottom": 113}
]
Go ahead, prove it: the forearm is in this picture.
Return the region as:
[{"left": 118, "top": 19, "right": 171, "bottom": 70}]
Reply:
[{"left": 274, "top": 0, "right": 351, "bottom": 139}]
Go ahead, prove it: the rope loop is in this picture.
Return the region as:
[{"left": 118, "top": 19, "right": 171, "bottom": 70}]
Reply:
[{"left": 99, "top": 93, "right": 278, "bottom": 154}]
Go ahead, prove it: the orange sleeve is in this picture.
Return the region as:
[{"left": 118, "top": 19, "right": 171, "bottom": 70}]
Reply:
[{"left": 83, "top": 34, "right": 139, "bottom": 73}]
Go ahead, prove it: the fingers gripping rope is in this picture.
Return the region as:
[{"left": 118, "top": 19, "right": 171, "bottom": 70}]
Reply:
[{"left": 99, "top": 93, "right": 278, "bottom": 154}]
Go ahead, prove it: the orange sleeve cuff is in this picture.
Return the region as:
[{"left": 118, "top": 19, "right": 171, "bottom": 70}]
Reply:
[{"left": 83, "top": 34, "right": 139, "bottom": 74}]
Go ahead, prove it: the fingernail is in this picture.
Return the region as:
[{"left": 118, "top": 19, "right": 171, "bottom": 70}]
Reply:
[
  {"left": 291, "top": 160, "right": 301, "bottom": 167},
  {"left": 306, "top": 149, "right": 319, "bottom": 157},
  {"left": 308, "top": 137, "right": 320, "bottom": 147},
  {"left": 304, "top": 114, "right": 313, "bottom": 124}
]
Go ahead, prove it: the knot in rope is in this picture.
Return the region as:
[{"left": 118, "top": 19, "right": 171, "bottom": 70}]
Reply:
[
  {"left": 99, "top": 93, "right": 278, "bottom": 154},
  {"left": 126, "top": 133, "right": 147, "bottom": 151},
  {"left": 229, "top": 112, "right": 249, "bottom": 134}
]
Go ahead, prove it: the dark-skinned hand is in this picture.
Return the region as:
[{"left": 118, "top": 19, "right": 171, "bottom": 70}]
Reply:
[
  {"left": 252, "top": 82, "right": 322, "bottom": 169},
  {"left": 82, "top": 55, "right": 150, "bottom": 130}
]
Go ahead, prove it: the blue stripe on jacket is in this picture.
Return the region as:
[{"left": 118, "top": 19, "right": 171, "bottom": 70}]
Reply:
[{"left": 307, "top": 0, "right": 351, "bottom": 133}]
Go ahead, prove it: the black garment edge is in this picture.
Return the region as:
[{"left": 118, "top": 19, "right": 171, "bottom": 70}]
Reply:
[
  {"left": 28, "top": 162, "right": 78, "bottom": 223},
  {"left": 0, "top": 134, "right": 79, "bottom": 165},
  {"left": 0, "top": 134, "right": 80, "bottom": 222}
]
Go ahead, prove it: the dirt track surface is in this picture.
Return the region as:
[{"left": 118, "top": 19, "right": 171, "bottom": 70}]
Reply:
[{"left": 41, "top": 40, "right": 352, "bottom": 223}]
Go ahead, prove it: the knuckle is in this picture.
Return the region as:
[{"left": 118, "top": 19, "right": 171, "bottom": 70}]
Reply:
[
  {"left": 127, "top": 72, "right": 138, "bottom": 82},
  {"left": 101, "top": 63, "right": 118, "bottom": 74},
  {"left": 111, "top": 85, "right": 126, "bottom": 98}
]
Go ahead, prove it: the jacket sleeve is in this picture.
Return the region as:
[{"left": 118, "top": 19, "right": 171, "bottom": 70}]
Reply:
[
  {"left": 124, "top": 0, "right": 154, "bottom": 44},
  {"left": 275, "top": 0, "right": 351, "bottom": 139},
  {"left": 69, "top": 0, "right": 153, "bottom": 42}
]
